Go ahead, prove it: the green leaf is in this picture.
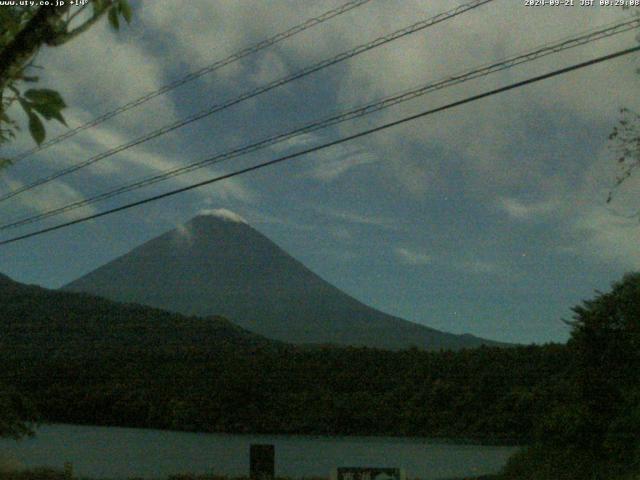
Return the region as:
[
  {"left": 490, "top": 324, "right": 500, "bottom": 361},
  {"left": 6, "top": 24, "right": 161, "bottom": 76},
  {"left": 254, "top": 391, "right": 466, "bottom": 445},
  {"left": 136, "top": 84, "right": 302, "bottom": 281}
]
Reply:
[
  {"left": 118, "top": 0, "right": 133, "bottom": 23},
  {"left": 91, "top": 0, "right": 106, "bottom": 15},
  {"left": 27, "top": 111, "right": 45, "bottom": 145},
  {"left": 108, "top": 7, "right": 120, "bottom": 30},
  {"left": 0, "top": 158, "right": 13, "bottom": 170},
  {"left": 17, "top": 97, "right": 32, "bottom": 114},
  {"left": 31, "top": 102, "right": 67, "bottom": 126},
  {"left": 24, "top": 89, "right": 65, "bottom": 109},
  {"left": 0, "top": 10, "right": 18, "bottom": 35}
]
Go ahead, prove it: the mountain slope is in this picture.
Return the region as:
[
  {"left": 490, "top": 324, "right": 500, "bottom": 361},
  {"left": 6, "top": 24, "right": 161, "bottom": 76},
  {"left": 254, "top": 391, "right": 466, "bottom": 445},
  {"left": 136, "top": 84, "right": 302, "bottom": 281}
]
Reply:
[
  {"left": 64, "top": 212, "right": 500, "bottom": 350},
  {"left": 0, "top": 272, "right": 273, "bottom": 358}
]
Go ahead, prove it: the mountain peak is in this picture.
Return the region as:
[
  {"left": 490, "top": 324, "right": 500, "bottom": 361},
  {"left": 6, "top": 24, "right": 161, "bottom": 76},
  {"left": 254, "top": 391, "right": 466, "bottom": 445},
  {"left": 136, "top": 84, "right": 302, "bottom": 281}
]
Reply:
[
  {"left": 194, "top": 208, "right": 248, "bottom": 225},
  {"left": 64, "top": 219, "right": 503, "bottom": 350}
]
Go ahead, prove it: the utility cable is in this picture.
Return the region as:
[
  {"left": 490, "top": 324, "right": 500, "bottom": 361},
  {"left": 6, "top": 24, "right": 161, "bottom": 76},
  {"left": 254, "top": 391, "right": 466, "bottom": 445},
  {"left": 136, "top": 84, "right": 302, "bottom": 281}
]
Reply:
[
  {"left": 0, "top": 0, "right": 494, "bottom": 203},
  {"left": 1, "top": 44, "right": 638, "bottom": 246},
  {"left": 2, "top": 16, "right": 637, "bottom": 231},
  {"left": 6, "top": 0, "right": 374, "bottom": 163}
]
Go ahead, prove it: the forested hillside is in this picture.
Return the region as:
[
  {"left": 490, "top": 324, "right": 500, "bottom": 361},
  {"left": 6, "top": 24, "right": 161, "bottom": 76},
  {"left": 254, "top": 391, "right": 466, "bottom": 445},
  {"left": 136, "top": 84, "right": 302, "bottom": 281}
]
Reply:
[
  {"left": 1, "top": 272, "right": 564, "bottom": 442},
  {"left": 2, "top": 273, "right": 639, "bottom": 479}
]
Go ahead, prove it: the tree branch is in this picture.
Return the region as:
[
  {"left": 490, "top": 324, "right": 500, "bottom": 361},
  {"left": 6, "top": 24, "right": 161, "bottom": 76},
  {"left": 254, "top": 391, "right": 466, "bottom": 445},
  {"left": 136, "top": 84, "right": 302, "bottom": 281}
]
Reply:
[
  {"left": 0, "top": 5, "right": 70, "bottom": 103},
  {"left": 47, "top": 4, "right": 111, "bottom": 47},
  {"left": 65, "top": 2, "right": 90, "bottom": 26}
]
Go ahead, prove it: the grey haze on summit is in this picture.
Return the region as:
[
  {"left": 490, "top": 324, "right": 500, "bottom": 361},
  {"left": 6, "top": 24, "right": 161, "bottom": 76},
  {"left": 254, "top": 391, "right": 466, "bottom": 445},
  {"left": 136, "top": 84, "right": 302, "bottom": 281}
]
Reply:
[{"left": 1, "top": 1, "right": 639, "bottom": 344}]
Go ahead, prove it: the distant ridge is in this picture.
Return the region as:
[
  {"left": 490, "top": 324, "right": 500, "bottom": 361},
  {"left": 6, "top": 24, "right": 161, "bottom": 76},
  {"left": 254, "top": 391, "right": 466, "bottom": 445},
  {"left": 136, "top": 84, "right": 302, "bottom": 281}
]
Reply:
[
  {"left": 0, "top": 272, "right": 273, "bottom": 357},
  {"left": 0, "top": 272, "right": 16, "bottom": 284},
  {"left": 64, "top": 211, "right": 503, "bottom": 350}
]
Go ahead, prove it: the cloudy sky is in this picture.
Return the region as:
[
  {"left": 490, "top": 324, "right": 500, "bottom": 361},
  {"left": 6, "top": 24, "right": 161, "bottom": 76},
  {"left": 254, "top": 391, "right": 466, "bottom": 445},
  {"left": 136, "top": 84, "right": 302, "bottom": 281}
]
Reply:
[{"left": 1, "top": 0, "right": 639, "bottom": 344}]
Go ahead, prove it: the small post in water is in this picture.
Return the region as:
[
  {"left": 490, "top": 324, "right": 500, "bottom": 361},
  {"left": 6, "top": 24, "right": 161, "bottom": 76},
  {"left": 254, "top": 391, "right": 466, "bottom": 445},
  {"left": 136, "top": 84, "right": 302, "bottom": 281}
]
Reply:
[{"left": 250, "top": 444, "right": 275, "bottom": 480}]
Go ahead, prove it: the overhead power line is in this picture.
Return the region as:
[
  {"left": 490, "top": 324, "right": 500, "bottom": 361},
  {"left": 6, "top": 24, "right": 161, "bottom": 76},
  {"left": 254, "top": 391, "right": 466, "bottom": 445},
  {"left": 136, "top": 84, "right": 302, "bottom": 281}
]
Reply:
[
  {"left": 2, "top": 16, "right": 638, "bottom": 231},
  {"left": 0, "top": 0, "right": 494, "bottom": 204},
  {"left": 7, "top": 0, "right": 374, "bottom": 163},
  {"left": 2, "top": 44, "right": 638, "bottom": 247}
]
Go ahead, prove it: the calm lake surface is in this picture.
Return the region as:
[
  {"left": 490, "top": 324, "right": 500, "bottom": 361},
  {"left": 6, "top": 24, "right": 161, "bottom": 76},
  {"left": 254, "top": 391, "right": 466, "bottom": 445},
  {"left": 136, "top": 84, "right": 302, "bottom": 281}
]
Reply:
[{"left": 0, "top": 424, "right": 519, "bottom": 479}]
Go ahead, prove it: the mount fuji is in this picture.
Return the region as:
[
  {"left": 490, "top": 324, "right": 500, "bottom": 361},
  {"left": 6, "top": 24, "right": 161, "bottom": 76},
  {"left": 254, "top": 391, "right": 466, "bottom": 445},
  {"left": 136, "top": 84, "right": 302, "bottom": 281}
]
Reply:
[{"left": 64, "top": 210, "right": 501, "bottom": 350}]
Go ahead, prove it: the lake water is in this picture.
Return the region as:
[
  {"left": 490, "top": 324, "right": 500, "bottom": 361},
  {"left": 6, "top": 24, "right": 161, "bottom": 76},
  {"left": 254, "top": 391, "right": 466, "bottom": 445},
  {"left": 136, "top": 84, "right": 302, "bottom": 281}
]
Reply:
[{"left": 0, "top": 424, "right": 519, "bottom": 479}]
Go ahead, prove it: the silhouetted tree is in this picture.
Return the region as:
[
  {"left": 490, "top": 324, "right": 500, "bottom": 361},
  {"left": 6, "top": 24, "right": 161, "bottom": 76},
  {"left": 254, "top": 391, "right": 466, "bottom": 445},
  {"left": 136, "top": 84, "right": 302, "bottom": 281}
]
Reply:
[
  {"left": 0, "top": 383, "right": 37, "bottom": 439},
  {"left": 567, "top": 272, "right": 640, "bottom": 474},
  {"left": 504, "top": 273, "right": 640, "bottom": 479}
]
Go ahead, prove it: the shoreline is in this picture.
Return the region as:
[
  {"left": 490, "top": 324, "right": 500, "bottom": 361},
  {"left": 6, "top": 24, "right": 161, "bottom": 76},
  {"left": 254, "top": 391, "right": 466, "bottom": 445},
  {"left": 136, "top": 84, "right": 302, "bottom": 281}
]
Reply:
[
  {"left": 0, "top": 468, "right": 503, "bottom": 480},
  {"left": 26, "top": 422, "right": 524, "bottom": 448}
]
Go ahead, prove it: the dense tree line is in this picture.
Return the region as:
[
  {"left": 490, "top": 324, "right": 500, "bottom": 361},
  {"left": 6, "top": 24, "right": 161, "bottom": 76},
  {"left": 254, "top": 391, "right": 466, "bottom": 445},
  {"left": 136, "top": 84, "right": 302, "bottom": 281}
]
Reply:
[
  {"left": 0, "top": 273, "right": 568, "bottom": 443},
  {"left": 1, "top": 272, "right": 639, "bottom": 479},
  {"left": 2, "top": 342, "right": 569, "bottom": 443}
]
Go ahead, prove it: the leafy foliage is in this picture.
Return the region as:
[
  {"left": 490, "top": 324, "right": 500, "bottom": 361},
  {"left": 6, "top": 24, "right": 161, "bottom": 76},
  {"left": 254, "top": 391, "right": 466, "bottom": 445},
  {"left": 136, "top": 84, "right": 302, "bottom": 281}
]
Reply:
[
  {"left": 0, "top": 468, "right": 69, "bottom": 480},
  {"left": 0, "top": 384, "right": 37, "bottom": 439},
  {"left": 0, "top": 1, "right": 132, "bottom": 158},
  {"left": 607, "top": 6, "right": 639, "bottom": 208},
  {"left": 501, "top": 273, "right": 640, "bottom": 479},
  {"left": 608, "top": 108, "right": 640, "bottom": 207}
]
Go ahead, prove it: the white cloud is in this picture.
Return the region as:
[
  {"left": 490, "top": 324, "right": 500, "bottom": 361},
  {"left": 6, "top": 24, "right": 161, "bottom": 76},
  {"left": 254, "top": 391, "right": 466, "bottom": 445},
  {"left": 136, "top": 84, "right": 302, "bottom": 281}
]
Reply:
[
  {"left": 306, "top": 149, "right": 380, "bottom": 181},
  {"left": 395, "top": 246, "right": 432, "bottom": 265},
  {"left": 29, "top": 0, "right": 639, "bottom": 212},
  {"left": 138, "top": 0, "right": 351, "bottom": 89},
  {"left": 330, "top": 226, "right": 353, "bottom": 241},
  {"left": 35, "top": 112, "right": 258, "bottom": 208},
  {"left": 461, "top": 259, "right": 500, "bottom": 275},
  {"left": 172, "top": 208, "right": 250, "bottom": 245},
  {"left": 240, "top": 208, "right": 316, "bottom": 231},
  {"left": 497, "top": 197, "right": 560, "bottom": 221},
  {"left": 251, "top": 51, "right": 290, "bottom": 86},
  {"left": 569, "top": 205, "right": 640, "bottom": 269},
  {"left": 198, "top": 208, "right": 248, "bottom": 224},
  {"left": 269, "top": 133, "right": 318, "bottom": 153},
  {"left": 314, "top": 205, "right": 395, "bottom": 229},
  {"left": 174, "top": 222, "right": 194, "bottom": 245},
  {"left": 40, "top": 19, "right": 178, "bottom": 137},
  {"left": 1, "top": 177, "right": 97, "bottom": 223},
  {"left": 330, "top": 1, "right": 640, "bottom": 197}
]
